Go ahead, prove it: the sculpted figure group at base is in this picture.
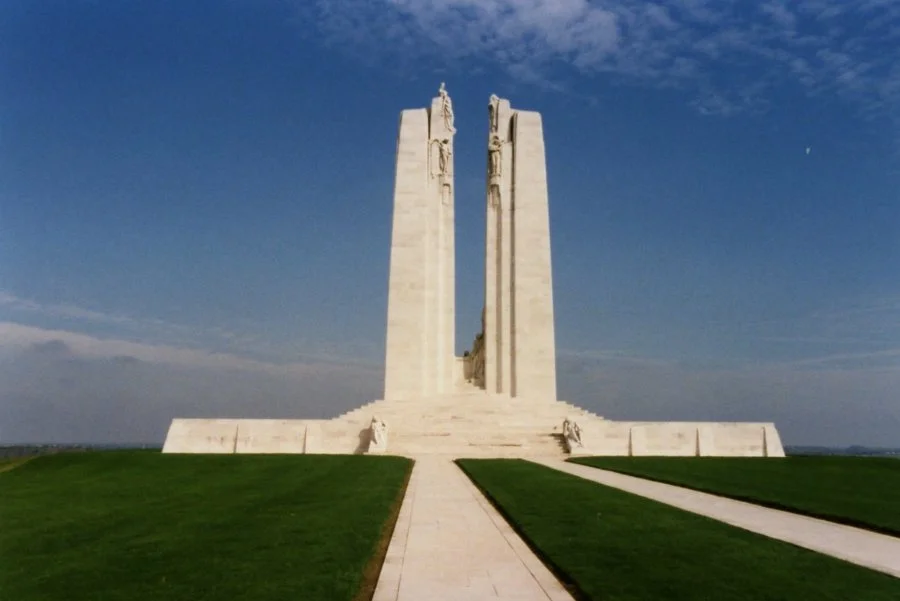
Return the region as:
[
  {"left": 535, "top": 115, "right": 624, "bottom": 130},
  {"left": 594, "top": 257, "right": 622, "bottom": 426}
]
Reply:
[{"left": 562, "top": 417, "right": 583, "bottom": 451}]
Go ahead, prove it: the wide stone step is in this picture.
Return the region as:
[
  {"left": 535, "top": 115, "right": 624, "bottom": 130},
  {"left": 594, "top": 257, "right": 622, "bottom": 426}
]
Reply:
[
  {"left": 387, "top": 445, "right": 567, "bottom": 457},
  {"left": 389, "top": 436, "right": 560, "bottom": 442},
  {"left": 341, "top": 408, "right": 597, "bottom": 419}
]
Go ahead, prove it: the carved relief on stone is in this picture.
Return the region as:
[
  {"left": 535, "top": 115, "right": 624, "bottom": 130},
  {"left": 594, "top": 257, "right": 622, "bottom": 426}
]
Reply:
[
  {"left": 438, "top": 138, "right": 452, "bottom": 176},
  {"left": 438, "top": 82, "right": 456, "bottom": 134},
  {"left": 488, "top": 134, "right": 502, "bottom": 178},
  {"left": 430, "top": 138, "right": 453, "bottom": 179},
  {"left": 487, "top": 134, "right": 503, "bottom": 209},
  {"left": 488, "top": 94, "right": 500, "bottom": 133}
]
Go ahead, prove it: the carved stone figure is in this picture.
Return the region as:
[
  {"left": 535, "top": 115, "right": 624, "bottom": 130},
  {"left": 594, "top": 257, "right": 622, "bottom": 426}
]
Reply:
[
  {"left": 438, "top": 138, "right": 452, "bottom": 176},
  {"left": 488, "top": 94, "right": 500, "bottom": 133},
  {"left": 430, "top": 138, "right": 453, "bottom": 179},
  {"left": 488, "top": 135, "right": 502, "bottom": 178},
  {"left": 369, "top": 416, "right": 388, "bottom": 452},
  {"left": 438, "top": 82, "right": 456, "bottom": 134},
  {"left": 563, "top": 417, "right": 583, "bottom": 450}
]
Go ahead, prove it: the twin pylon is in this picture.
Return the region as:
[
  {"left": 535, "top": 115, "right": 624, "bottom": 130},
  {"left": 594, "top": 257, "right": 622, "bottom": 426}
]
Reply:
[{"left": 384, "top": 84, "right": 558, "bottom": 402}]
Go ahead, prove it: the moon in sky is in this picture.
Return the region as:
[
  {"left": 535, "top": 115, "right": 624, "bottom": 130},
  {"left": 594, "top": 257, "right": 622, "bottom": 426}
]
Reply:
[{"left": 806, "top": 147, "right": 811, "bottom": 155}]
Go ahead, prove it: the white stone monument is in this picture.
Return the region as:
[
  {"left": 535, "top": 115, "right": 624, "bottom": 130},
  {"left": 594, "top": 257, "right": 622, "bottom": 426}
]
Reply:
[
  {"left": 162, "top": 86, "right": 786, "bottom": 458},
  {"left": 383, "top": 83, "right": 456, "bottom": 399},
  {"left": 479, "top": 97, "right": 557, "bottom": 400}
]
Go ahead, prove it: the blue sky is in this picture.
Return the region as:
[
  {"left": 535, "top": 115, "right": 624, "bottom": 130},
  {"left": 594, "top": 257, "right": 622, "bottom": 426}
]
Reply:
[{"left": 1, "top": 0, "right": 898, "bottom": 446}]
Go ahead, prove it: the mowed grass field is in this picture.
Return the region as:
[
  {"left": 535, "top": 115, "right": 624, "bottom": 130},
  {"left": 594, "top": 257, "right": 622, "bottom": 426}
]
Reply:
[
  {"left": 569, "top": 456, "right": 900, "bottom": 536},
  {"left": 0, "top": 451, "right": 411, "bottom": 601},
  {"left": 458, "top": 459, "right": 900, "bottom": 601}
]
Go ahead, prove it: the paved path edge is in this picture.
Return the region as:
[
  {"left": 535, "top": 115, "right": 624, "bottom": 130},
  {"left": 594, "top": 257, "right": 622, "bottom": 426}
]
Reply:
[{"left": 531, "top": 458, "right": 900, "bottom": 579}]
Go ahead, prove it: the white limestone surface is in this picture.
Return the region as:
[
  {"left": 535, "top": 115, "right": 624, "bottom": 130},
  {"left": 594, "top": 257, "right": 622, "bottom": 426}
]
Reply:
[
  {"left": 577, "top": 421, "right": 785, "bottom": 458},
  {"left": 161, "top": 418, "right": 363, "bottom": 455},
  {"left": 162, "top": 411, "right": 784, "bottom": 458},
  {"left": 533, "top": 459, "right": 900, "bottom": 579},
  {"left": 162, "top": 419, "right": 240, "bottom": 453},
  {"left": 384, "top": 87, "right": 457, "bottom": 401},
  {"left": 372, "top": 457, "right": 574, "bottom": 601},
  {"left": 233, "top": 419, "right": 307, "bottom": 454},
  {"left": 483, "top": 101, "right": 557, "bottom": 401},
  {"left": 383, "top": 108, "right": 431, "bottom": 400},
  {"left": 483, "top": 97, "right": 513, "bottom": 396},
  {"left": 509, "top": 110, "right": 557, "bottom": 401}
]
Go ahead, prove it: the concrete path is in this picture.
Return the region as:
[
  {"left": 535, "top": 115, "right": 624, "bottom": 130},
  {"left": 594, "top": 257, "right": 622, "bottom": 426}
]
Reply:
[
  {"left": 373, "top": 456, "right": 575, "bottom": 601},
  {"left": 532, "top": 458, "right": 900, "bottom": 579}
]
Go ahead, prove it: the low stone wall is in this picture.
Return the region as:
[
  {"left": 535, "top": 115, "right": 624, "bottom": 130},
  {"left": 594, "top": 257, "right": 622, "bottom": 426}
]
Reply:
[
  {"left": 162, "top": 419, "right": 242, "bottom": 454},
  {"left": 578, "top": 421, "right": 784, "bottom": 458},
  {"left": 162, "top": 416, "right": 785, "bottom": 458},
  {"left": 161, "top": 418, "right": 372, "bottom": 455}
]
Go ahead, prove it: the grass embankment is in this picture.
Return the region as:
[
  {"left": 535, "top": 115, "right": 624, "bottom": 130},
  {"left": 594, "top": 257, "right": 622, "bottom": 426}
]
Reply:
[
  {"left": 458, "top": 459, "right": 900, "bottom": 601},
  {"left": 0, "top": 451, "right": 411, "bottom": 601},
  {"left": 569, "top": 456, "right": 900, "bottom": 536}
]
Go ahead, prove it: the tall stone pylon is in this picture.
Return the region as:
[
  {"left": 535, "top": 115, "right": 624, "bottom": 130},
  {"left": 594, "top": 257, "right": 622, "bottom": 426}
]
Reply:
[
  {"left": 383, "top": 84, "right": 456, "bottom": 399},
  {"left": 483, "top": 95, "right": 558, "bottom": 400}
]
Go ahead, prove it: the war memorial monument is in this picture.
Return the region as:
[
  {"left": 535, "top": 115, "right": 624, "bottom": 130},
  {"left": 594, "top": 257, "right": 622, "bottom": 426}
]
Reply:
[{"left": 163, "top": 85, "right": 785, "bottom": 458}]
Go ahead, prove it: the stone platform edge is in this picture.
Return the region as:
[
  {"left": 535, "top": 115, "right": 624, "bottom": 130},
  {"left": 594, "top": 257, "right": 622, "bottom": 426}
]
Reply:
[{"left": 161, "top": 417, "right": 784, "bottom": 457}]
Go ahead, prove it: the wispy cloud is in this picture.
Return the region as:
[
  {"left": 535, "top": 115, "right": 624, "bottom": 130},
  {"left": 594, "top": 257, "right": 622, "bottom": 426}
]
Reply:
[
  {"left": 0, "top": 291, "right": 381, "bottom": 367},
  {"left": 557, "top": 352, "right": 900, "bottom": 446},
  {"left": 0, "top": 322, "right": 381, "bottom": 378},
  {"left": 0, "top": 325, "right": 382, "bottom": 444},
  {"left": 0, "top": 291, "right": 137, "bottom": 326},
  {"left": 300, "top": 0, "right": 900, "bottom": 120},
  {"left": 739, "top": 294, "right": 900, "bottom": 355}
]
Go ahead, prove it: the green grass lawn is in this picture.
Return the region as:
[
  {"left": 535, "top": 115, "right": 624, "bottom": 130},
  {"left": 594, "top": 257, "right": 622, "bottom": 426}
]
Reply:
[
  {"left": 569, "top": 456, "right": 900, "bottom": 536},
  {"left": 458, "top": 459, "right": 900, "bottom": 601},
  {"left": 0, "top": 456, "right": 37, "bottom": 473},
  {"left": 0, "top": 451, "right": 411, "bottom": 601}
]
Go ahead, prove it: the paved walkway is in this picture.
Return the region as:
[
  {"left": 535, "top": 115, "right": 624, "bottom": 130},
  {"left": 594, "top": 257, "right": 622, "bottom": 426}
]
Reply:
[
  {"left": 373, "top": 457, "right": 574, "bottom": 601},
  {"left": 532, "top": 458, "right": 900, "bottom": 579}
]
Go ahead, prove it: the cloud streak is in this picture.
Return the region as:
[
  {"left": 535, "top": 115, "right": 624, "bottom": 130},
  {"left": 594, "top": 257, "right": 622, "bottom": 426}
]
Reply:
[
  {"left": 0, "top": 291, "right": 381, "bottom": 367},
  {"left": 0, "top": 322, "right": 380, "bottom": 378},
  {"left": 301, "top": 0, "right": 900, "bottom": 120},
  {"left": 0, "top": 329, "right": 382, "bottom": 444}
]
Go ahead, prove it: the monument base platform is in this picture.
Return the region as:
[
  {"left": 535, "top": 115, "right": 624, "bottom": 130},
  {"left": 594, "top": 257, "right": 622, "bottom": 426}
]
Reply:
[{"left": 162, "top": 393, "right": 785, "bottom": 458}]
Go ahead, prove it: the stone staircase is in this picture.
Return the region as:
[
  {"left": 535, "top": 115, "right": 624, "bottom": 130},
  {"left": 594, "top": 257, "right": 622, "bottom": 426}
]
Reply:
[{"left": 333, "top": 392, "right": 603, "bottom": 457}]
